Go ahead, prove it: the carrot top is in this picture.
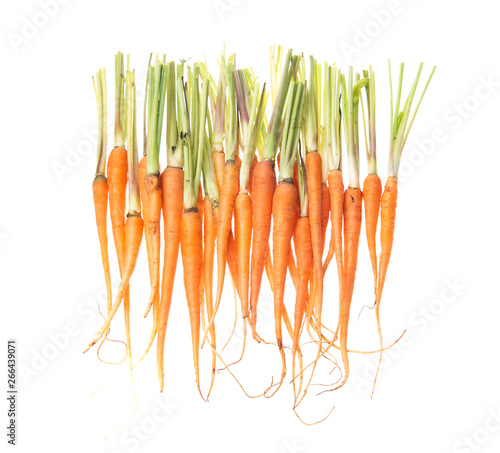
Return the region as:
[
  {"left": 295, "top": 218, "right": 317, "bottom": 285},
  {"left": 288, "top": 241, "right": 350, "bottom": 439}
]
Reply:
[
  {"left": 279, "top": 81, "right": 305, "bottom": 181},
  {"left": 304, "top": 56, "right": 319, "bottom": 155},
  {"left": 388, "top": 62, "right": 436, "bottom": 177},
  {"left": 92, "top": 68, "right": 107, "bottom": 177},
  {"left": 297, "top": 142, "right": 308, "bottom": 217},
  {"left": 222, "top": 57, "right": 238, "bottom": 161},
  {"left": 114, "top": 52, "right": 128, "bottom": 148},
  {"left": 322, "top": 64, "right": 342, "bottom": 175},
  {"left": 165, "top": 60, "right": 182, "bottom": 168},
  {"left": 340, "top": 67, "right": 368, "bottom": 189},
  {"left": 263, "top": 49, "right": 299, "bottom": 161},
  {"left": 361, "top": 65, "right": 377, "bottom": 175},
  {"left": 146, "top": 55, "right": 168, "bottom": 175},
  {"left": 236, "top": 71, "right": 268, "bottom": 193},
  {"left": 177, "top": 65, "right": 209, "bottom": 209}
]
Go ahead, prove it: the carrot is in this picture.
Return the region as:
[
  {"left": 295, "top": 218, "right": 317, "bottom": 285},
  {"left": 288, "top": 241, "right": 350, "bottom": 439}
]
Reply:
[
  {"left": 144, "top": 58, "right": 167, "bottom": 316},
  {"left": 291, "top": 152, "right": 312, "bottom": 402},
  {"left": 91, "top": 68, "right": 112, "bottom": 317},
  {"left": 268, "top": 80, "right": 305, "bottom": 396},
  {"left": 321, "top": 184, "right": 330, "bottom": 253},
  {"left": 371, "top": 62, "right": 435, "bottom": 395},
  {"left": 181, "top": 208, "right": 204, "bottom": 396},
  {"left": 203, "top": 195, "right": 217, "bottom": 398},
  {"left": 248, "top": 160, "right": 276, "bottom": 335},
  {"left": 105, "top": 53, "right": 132, "bottom": 359},
  {"left": 334, "top": 69, "right": 368, "bottom": 390},
  {"left": 209, "top": 57, "right": 240, "bottom": 338},
  {"left": 176, "top": 69, "right": 209, "bottom": 398},
  {"left": 249, "top": 50, "right": 297, "bottom": 337},
  {"left": 234, "top": 75, "right": 268, "bottom": 328},
  {"left": 157, "top": 60, "right": 184, "bottom": 390},
  {"left": 156, "top": 167, "right": 183, "bottom": 391},
  {"left": 272, "top": 180, "right": 298, "bottom": 387}
]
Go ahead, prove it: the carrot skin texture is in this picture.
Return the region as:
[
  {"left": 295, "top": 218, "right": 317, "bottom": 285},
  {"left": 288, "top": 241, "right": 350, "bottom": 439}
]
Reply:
[
  {"left": 338, "top": 188, "right": 363, "bottom": 385},
  {"left": 92, "top": 176, "right": 112, "bottom": 313},
  {"left": 181, "top": 209, "right": 203, "bottom": 396},
  {"left": 203, "top": 197, "right": 217, "bottom": 397},
  {"left": 85, "top": 214, "right": 144, "bottom": 351},
  {"left": 363, "top": 174, "right": 382, "bottom": 296},
  {"left": 214, "top": 161, "right": 240, "bottom": 313},
  {"left": 157, "top": 167, "right": 183, "bottom": 391},
  {"left": 107, "top": 147, "right": 131, "bottom": 350},
  {"left": 107, "top": 148, "right": 128, "bottom": 261},
  {"left": 235, "top": 193, "right": 252, "bottom": 319},
  {"left": 145, "top": 174, "right": 162, "bottom": 312},
  {"left": 292, "top": 216, "right": 313, "bottom": 348},
  {"left": 377, "top": 177, "right": 398, "bottom": 305},
  {"left": 321, "top": 184, "right": 331, "bottom": 255},
  {"left": 213, "top": 152, "right": 225, "bottom": 191},
  {"left": 272, "top": 180, "right": 298, "bottom": 350},
  {"left": 249, "top": 160, "right": 276, "bottom": 333},
  {"left": 305, "top": 152, "right": 324, "bottom": 323}
]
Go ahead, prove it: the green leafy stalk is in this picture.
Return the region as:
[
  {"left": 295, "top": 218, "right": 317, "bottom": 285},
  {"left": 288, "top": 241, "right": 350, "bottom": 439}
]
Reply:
[
  {"left": 263, "top": 49, "right": 299, "bottom": 161},
  {"left": 362, "top": 65, "right": 377, "bottom": 175},
  {"left": 341, "top": 67, "right": 368, "bottom": 189},
  {"left": 125, "top": 70, "right": 140, "bottom": 214},
  {"left": 146, "top": 56, "right": 168, "bottom": 175},
  {"left": 297, "top": 141, "right": 308, "bottom": 217},
  {"left": 114, "top": 52, "right": 127, "bottom": 148},
  {"left": 222, "top": 57, "right": 238, "bottom": 161},
  {"left": 279, "top": 81, "right": 305, "bottom": 181},
  {"left": 202, "top": 133, "right": 219, "bottom": 207},
  {"left": 239, "top": 82, "right": 269, "bottom": 192},
  {"left": 304, "top": 56, "right": 318, "bottom": 153},
  {"left": 93, "top": 68, "right": 107, "bottom": 177},
  {"left": 212, "top": 61, "right": 226, "bottom": 153},
  {"left": 389, "top": 62, "right": 436, "bottom": 177},
  {"left": 166, "top": 61, "right": 182, "bottom": 168}
]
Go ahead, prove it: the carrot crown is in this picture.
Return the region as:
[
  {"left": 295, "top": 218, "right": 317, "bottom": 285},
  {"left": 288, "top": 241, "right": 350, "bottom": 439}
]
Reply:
[
  {"left": 145, "top": 55, "right": 168, "bottom": 175},
  {"left": 125, "top": 69, "right": 140, "bottom": 214},
  {"left": 279, "top": 81, "right": 305, "bottom": 181},
  {"left": 114, "top": 52, "right": 128, "bottom": 148},
  {"left": 202, "top": 131, "right": 219, "bottom": 207},
  {"left": 92, "top": 68, "right": 107, "bottom": 177},
  {"left": 388, "top": 61, "right": 436, "bottom": 177},
  {"left": 341, "top": 67, "right": 368, "bottom": 189},
  {"left": 178, "top": 65, "right": 209, "bottom": 209}
]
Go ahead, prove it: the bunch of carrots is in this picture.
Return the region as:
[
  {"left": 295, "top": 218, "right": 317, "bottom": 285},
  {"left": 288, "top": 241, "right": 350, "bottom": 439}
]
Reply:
[{"left": 86, "top": 48, "right": 435, "bottom": 415}]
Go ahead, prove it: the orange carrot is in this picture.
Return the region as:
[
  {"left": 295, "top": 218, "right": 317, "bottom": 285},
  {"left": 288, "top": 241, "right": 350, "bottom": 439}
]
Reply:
[
  {"left": 92, "top": 176, "right": 112, "bottom": 314},
  {"left": 92, "top": 69, "right": 112, "bottom": 316},
  {"left": 320, "top": 183, "right": 330, "bottom": 254},
  {"left": 338, "top": 188, "right": 362, "bottom": 385},
  {"left": 181, "top": 208, "right": 204, "bottom": 397},
  {"left": 157, "top": 167, "right": 183, "bottom": 391},
  {"left": 235, "top": 193, "right": 252, "bottom": 320},
  {"left": 305, "top": 151, "right": 324, "bottom": 329},
  {"left": 272, "top": 179, "right": 298, "bottom": 389},
  {"left": 363, "top": 174, "right": 382, "bottom": 295},
  {"left": 249, "top": 159, "right": 276, "bottom": 335},
  {"left": 203, "top": 196, "right": 217, "bottom": 398},
  {"left": 213, "top": 159, "right": 239, "bottom": 319}
]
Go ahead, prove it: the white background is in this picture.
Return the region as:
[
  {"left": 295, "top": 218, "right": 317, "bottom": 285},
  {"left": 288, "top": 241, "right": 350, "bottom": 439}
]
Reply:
[{"left": 1, "top": 0, "right": 500, "bottom": 452}]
